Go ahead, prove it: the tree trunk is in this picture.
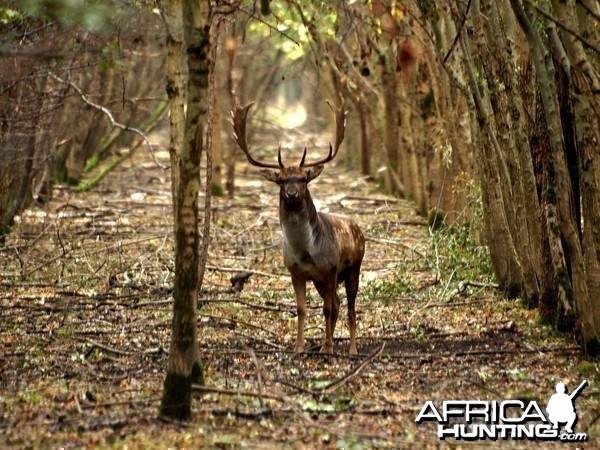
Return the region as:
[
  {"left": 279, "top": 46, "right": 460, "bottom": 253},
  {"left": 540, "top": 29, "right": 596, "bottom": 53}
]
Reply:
[
  {"left": 165, "top": 1, "right": 185, "bottom": 221},
  {"left": 351, "top": 96, "right": 370, "bottom": 176},
  {"left": 159, "top": 0, "right": 211, "bottom": 422},
  {"left": 381, "top": 51, "right": 400, "bottom": 195},
  {"left": 475, "top": 0, "right": 544, "bottom": 302},
  {"left": 459, "top": 31, "right": 522, "bottom": 294},
  {"left": 399, "top": 84, "right": 424, "bottom": 213},
  {"left": 212, "top": 92, "right": 223, "bottom": 196},
  {"left": 510, "top": 0, "right": 600, "bottom": 352}
]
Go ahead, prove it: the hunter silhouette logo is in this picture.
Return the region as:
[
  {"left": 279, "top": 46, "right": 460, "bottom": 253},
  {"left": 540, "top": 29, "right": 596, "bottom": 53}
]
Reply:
[
  {"left": 416, "top": 380, "right": 589, "bottom": 442},
  {"left": 546, "top": 380, "right": 587, "bottom": 434}
]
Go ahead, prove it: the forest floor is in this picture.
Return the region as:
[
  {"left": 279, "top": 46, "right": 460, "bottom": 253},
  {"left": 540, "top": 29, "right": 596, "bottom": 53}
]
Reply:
[{"left": 1, "top": 127, "right": 599, "bottom": 449}]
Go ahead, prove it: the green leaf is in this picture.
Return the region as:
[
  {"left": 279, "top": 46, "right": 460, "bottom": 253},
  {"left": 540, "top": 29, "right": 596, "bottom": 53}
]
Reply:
[
  {"left": 1, "top": 7, "right": 24, "bottom": 24},
  {"left": 308, "top": 379, "right": 332, "bottom": 389},
  {"left": 334, "top": 396, "right": 357, "bottom": 411},
  {"left": 301, "top": 398, "right": 335, "bottom": 413}
]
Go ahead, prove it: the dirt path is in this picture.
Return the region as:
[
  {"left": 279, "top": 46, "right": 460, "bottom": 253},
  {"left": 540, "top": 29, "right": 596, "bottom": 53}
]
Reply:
[{"left": 0, "top": 132, "right": 597, "bottom": 449}]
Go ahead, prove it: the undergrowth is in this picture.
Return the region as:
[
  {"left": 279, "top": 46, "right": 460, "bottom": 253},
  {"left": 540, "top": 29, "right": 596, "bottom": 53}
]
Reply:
[
  {"left": 361, "top": 263, "right": 413, "bottom": 306},
  {"left": 361, "top": 222, "right": 495, "bottom": 305},
  {"left": 428, "top": 222, "right": 494, "bottom": 285},
  {"left": 427, "top": 180, "right": 495, "bottom": 294}
]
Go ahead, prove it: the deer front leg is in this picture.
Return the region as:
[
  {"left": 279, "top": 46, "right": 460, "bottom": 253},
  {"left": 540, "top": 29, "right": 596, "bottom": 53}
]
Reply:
[
  {"left": 315, "top": 280, "right": 336, "bottom": 353},
  {"left": 321, "top": 293, "right": 334, "bottom": 353},
  {"left": 291, "top": 274, "right": 307, "bottom": 352}
]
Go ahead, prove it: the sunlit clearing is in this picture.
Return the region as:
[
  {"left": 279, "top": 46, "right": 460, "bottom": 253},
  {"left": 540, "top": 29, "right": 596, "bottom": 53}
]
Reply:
[{"left": 266, "top": 101, "right": 307, "bottom": 129}]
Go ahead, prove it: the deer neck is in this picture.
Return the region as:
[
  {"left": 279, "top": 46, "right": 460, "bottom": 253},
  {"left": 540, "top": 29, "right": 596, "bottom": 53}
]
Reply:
[{"left": 279, "top": 191, "right": 320, "bottom": 253}]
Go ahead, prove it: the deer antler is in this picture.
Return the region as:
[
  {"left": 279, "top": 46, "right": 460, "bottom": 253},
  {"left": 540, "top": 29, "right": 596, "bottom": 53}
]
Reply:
[
  {"left": 300, "top": 100, "right": 347, "bottom": 168},
  {"left": 231, "top": 102, "right": 283, "bottom": 169}
]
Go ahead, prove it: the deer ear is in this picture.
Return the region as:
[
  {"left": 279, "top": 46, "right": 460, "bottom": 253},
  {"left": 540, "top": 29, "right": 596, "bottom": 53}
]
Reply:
[
  {"left": 259, "top": 169, "right": 279, "bottom": 183},
  {"left": 306, "top": 165, "right": 324, "bottom": 182}
]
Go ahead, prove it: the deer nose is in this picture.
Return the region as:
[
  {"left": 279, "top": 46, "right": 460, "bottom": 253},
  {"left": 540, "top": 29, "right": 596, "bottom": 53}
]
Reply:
[{"left": 287, "top": 188, "right": 299, "bottom": 200}]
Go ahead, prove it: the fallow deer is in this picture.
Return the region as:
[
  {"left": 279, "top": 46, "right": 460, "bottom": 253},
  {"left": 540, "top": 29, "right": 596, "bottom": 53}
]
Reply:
[{"left": 231, "top": 101, "right": 365, "bottom": 355}]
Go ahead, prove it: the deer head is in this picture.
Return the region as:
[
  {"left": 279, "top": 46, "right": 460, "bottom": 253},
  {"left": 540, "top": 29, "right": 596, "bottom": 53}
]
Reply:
[{"left": 231, "top": 101, "right": 347, "bottom": 209}]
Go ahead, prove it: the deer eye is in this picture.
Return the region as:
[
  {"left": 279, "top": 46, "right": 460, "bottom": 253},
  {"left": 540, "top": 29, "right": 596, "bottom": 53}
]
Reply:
[{"left": 280, "top": 176, "right": 306, "bottom": 185}]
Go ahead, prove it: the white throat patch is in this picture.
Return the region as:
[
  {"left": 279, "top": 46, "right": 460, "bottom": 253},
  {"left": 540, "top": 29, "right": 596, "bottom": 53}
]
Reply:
[{"left": 282, "top": 212, "right": 315, "bottom": 256}]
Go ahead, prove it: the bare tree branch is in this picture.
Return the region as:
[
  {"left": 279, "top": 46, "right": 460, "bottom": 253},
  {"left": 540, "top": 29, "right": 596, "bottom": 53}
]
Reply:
[
  {"left": 443, "top": 0, "right": 473, "bottom": 63},
  {"left": 47, "top": 72, "right": 165, "bottom": 169},
  {"left": 235, "top": 4, "right": 301, "bottom": 47},
  {"left": 0, "top": 44, "right": 101, "bottom": 58},
  {"left": 315, "top": 343, "right": 386, "bottom": 393},
  {"left": 525, "top": 0, "right": 600, "bottom": 54}
]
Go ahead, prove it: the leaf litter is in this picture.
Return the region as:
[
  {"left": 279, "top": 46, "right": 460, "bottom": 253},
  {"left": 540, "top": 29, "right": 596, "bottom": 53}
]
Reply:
[{"left": 0, "top": 131, "right": 598, "bottom": 449}]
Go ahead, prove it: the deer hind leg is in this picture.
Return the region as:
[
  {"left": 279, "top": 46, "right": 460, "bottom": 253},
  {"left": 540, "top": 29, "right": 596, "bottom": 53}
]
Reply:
[
  {"left": 291, "top": 274, "right": 307, "bottom": 352},
  {"left": 345, "top": 264, "right": 361, "bottom": 355},
  {"left": 314, "top": 280, "right": 336, "bottom": 353}
]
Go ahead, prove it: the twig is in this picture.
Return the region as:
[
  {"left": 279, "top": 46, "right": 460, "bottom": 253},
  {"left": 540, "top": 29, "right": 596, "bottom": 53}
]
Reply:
[
  {"left": 207, "top": 407, "right": 275, "bottom": 420},
  {"left": 235, "top": 330, "right": 287, "bottom": 350},
  {"left": 131, "top": 299, "right": 172, "bottom": 308},
  {"left": 274, "top": 378, "right": 320, "bottom": 395},
  {"left": 82, "top": 338, "right": 163, "bottom": 357},
  {"left": 73, "top": 393, "right": 83, "bottom": 414},
  {"left": 25, "top": 243, "right": 73, "bottom": 277},
  {"left": 84, "top": 234, "right": 169, "bottom": 257},
  {"left": 132, "top": 297, "right": 298, "bottom": 313},
  {"left": 84, "top": 339, "right": 132, "bottom": 357},
  {"left": 235, "top": 5, "right": 301, "bottom": 47},
  {"left": 406, "top": 292, "right": 495, "bottom": 330},
  {"left": 24, "top": 233, "right": 168, "bottom": 277},
  {"left": 458, "top": 280, "right": 499, "bottom": 293},
  {"left": 438, "top": 267, "right": 457, "bottom": 301},
  {"left": 315, "top": 343, "right": 386, "bottom": 394},
  {"left": 193, "top": 383, "right": 314, "bottom": 426},
  {"left": 0, "top": 45, "right": 77, "bottom": 58},
  {"left": 443, "top": 0, "right": 473, "bottom": 62},
  {"left": 246, "top": 241, "right": 281, "bottom": 252},
  {"left": 79, "top": 397, "right": 160, "bottom": 409},
  {"left": 342, "top": 195, "right": 406, "bottom": 205},
  {"left": 366, "top": 236, "right": 426, "bottom": 258},
  {"left": 246, "top": 347, "right": 264, "bottom": 408},
  {"left": 192, "top": 385, "right": 286, "bottom": 402},
  {"left": 433, "top": 346, "right": 581, "bottom": 359},
  {"left": 210, "top": 345, "right": 581, "bottom": 359},
  {"left": 206, "top": 264, "right": 282, "bottom": 278},
  {"left": 408, "top": 295, "right": 499, "bottom": 324},
  {"left": 207, "top": 347, "right": 360, "bottom": 358},
  {"left": 420, "top": 299, "right": 497, "bottom": 308},
  {"left": 199, "top": 312, "right": 279, "bottom": 337},
  {"left": 196, "top": 341, "right": 315, "bottom": 423},
  {"left": 200, "top": 297, "right": 296, "bottom": 312}
]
